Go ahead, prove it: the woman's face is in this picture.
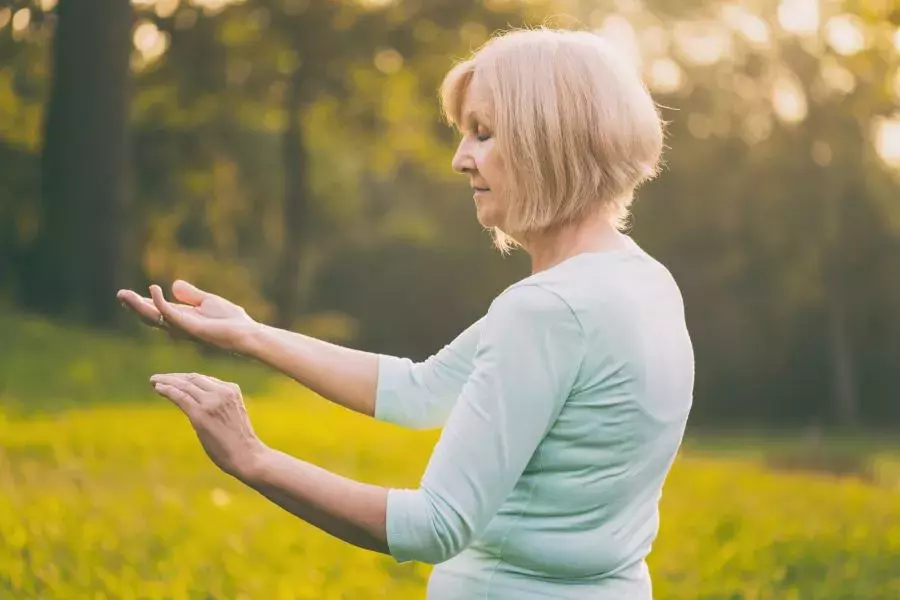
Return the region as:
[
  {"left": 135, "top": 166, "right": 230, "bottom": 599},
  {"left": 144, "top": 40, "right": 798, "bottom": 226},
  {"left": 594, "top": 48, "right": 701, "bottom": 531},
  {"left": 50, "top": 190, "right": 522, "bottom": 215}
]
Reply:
[{"left": 451, "top": 73, "right": 507, "bottom": 230}]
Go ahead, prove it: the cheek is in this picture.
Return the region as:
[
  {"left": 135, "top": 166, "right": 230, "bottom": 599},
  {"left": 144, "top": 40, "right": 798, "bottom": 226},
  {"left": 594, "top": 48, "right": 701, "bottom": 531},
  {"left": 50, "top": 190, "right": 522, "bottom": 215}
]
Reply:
[{"left": 474, "top": 143, "right": 504, "bottom": 186}]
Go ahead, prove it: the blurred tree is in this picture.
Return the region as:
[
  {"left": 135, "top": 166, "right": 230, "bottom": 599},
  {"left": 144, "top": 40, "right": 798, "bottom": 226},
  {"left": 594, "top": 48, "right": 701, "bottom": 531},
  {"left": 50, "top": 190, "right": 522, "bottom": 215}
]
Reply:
[
  {"left": 226, "top": 0, "right": 543, "bottom": 329},
  {"left": 127, "top": 0, "right": 546, "bottom": 330},
  {"left": 21, "top": 0, "right": 133, "bottom": 327},
  {"left": 0, "top": 4, "right": 51, "bottom": 305}
]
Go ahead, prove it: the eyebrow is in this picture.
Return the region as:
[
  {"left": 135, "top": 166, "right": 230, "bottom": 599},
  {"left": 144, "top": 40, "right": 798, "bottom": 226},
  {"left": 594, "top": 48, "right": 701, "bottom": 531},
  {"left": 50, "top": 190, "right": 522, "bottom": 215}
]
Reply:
[{"left": 461, "top": 108, "right": 490, "bottom": 130}]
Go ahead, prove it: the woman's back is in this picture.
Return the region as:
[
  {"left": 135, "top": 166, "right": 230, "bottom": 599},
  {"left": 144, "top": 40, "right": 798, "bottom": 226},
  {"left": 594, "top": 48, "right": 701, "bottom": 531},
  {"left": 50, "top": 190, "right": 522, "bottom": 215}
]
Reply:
[{"left": 376, "top": 238, "right": 694, "bottom": 599}]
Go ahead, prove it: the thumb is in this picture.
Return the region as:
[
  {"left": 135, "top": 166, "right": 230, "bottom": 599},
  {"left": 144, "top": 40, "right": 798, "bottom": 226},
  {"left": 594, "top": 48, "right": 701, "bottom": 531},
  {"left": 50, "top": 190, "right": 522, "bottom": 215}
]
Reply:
[
  {"left": 172, "top": 279, "right": 210, "bottom": 306},
  {"left": 150, "top": 284, "right": 198, "bottom": 333}
]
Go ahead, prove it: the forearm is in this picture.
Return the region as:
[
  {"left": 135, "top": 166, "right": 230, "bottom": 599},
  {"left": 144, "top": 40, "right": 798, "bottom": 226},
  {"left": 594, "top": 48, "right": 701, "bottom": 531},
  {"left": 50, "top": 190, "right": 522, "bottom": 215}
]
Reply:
[
  {"left": 241, "top": 446, "right": 391, "bottom": 556},
  {"left": 240, "top": 323, "right": 379, "bottom": 418}
]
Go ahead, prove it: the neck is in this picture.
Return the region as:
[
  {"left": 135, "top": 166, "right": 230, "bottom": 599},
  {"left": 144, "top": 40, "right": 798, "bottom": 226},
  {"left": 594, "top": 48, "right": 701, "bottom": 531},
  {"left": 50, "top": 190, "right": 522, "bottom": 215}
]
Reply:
[{"left": 522, "top": 211, "right": 629, "bottom": 274}]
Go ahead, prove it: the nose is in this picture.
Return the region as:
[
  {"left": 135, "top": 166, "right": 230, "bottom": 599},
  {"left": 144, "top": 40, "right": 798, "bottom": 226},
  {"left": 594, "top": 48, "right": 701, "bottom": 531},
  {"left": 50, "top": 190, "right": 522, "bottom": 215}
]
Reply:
[{"left": 451, "top": 137, "right": 475, "bottom": 174}]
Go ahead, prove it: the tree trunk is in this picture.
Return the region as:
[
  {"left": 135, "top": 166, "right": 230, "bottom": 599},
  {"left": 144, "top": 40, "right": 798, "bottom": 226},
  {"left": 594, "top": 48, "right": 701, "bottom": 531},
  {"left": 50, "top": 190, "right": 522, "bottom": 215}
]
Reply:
[
  {"left": 825, "top": 280, "right": 858, "bottom": 428},
  {"left": 25, "top": 0, "right": 132, "bottom": 327},
  {"left": 822, "top": 183, "right": 859, "bottom": 428},
  {"left": 273, "top": 68, "right": 311, "bottom": 330}
]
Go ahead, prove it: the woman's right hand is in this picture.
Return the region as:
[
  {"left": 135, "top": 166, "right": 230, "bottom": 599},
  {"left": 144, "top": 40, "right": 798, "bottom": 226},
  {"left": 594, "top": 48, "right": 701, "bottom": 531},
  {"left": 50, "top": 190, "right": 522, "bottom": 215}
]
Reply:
[{"left": 117, "top": 280, "right": 257, "bottom": 354}]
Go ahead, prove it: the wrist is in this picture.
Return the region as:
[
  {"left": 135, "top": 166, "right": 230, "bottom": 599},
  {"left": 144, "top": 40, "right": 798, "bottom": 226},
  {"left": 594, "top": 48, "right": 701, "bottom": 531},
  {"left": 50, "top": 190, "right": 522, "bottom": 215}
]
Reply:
[
  {"left": 235, "top": 320, "right": 265, "bottom": 357},
  {"left": 236, "top": 441, "right": 274, "bottom": 486}
]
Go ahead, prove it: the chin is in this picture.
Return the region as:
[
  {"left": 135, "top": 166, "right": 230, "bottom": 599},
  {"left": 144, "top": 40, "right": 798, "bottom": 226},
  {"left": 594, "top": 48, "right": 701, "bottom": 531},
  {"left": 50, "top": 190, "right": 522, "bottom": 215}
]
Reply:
[
  {"left": 475, "top": 200, "right": 505, "bottom": 229},
  {"left": 476, "top": 209, "right": 504, "bottom": 229}
]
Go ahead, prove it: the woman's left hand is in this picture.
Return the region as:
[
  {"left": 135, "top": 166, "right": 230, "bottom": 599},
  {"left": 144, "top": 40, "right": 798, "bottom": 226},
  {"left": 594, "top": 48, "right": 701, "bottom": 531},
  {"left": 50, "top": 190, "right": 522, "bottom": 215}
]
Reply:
[{"left": 150, "top": 373, "right": 268, "bottom": 480}]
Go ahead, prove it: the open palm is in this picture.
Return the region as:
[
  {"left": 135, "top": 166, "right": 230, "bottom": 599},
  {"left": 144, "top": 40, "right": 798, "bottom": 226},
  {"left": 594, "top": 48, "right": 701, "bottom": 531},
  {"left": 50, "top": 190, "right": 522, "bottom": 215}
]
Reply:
[{"left": 117, "top": 280, "right": 256, "bottom": 352}]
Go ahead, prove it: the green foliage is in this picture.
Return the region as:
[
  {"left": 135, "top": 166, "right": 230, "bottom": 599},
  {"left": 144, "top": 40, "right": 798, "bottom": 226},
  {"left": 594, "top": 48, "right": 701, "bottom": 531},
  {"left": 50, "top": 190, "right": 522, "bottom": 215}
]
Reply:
[{"left": 0, "top": 311, "right": 274, "bottom": 415}]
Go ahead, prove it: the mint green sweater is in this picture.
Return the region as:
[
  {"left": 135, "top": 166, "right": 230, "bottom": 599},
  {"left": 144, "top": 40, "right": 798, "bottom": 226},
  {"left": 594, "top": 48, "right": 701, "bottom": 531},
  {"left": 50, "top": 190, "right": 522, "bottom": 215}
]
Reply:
[{"left": 375, "top": 238, "right": 694, "bottom": 599}]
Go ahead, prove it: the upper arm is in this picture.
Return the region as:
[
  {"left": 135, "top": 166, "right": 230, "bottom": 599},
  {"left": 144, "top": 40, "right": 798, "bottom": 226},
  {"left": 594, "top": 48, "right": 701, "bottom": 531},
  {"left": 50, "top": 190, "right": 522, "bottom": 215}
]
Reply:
[
  {"left": 384, "top": 285, "right": 586, "bottom": 563},
  {"left": 374, "top": 317, "right": 484, "bottom": 429}
]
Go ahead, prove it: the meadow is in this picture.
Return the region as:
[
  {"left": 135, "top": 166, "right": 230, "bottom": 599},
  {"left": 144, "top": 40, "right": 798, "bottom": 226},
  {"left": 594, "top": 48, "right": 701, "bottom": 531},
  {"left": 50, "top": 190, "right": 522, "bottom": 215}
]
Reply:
[{"left": 2, "top": 312, "right": 899, "bottom": 599}]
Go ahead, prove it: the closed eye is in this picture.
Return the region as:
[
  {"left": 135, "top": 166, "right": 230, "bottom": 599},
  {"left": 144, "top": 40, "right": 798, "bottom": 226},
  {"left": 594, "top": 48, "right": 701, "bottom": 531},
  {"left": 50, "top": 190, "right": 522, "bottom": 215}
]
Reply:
[{"left": 472, "top": 125, "right": 492, "bottom": 142}]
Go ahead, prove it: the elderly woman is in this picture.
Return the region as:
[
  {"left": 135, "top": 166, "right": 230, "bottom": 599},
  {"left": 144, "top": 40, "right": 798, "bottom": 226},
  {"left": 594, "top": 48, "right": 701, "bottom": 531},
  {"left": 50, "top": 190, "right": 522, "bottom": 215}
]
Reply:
[{"left": 118, "top": 27, "right": 693, "bottom": 600}]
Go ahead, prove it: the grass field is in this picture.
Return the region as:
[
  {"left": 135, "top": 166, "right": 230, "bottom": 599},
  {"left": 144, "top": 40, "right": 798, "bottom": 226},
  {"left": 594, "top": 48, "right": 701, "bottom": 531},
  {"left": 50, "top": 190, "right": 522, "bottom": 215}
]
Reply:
[{"left": 2, "top": 311, "right": 899, "bottom": 599}]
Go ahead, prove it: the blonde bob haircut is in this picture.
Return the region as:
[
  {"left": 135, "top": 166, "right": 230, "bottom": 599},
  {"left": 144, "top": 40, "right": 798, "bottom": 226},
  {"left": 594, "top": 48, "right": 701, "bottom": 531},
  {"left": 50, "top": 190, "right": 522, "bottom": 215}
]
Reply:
[{"left": 440, "top": 27, "right": 665, "bottom": 253}]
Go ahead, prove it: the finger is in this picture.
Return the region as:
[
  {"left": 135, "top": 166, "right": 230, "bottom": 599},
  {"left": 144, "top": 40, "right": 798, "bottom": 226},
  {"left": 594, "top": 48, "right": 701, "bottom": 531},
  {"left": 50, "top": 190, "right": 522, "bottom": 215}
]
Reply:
[
  {"left": 203, "top": 374, "right": 241, "bottom": 395},
  {"left": 151, "top": 374, "right": 211, "bottom": 402},
  {"left": 118, "top": 289, "right": 165, "bottom": 327},
  {"left": 153, "top": 383, "right": 199, "bottom": 416},
  {"left": 171, "top": 280, "right": 212, "bottom": 307},
  {"left": 180, "top": 372, "right": 218, "bottom": 392},
  {"left": 139, "top": 292, "right": 192, "bottom": 313},
  {"left": 149, "top": 284, "right": 192, "bottom": 332}
]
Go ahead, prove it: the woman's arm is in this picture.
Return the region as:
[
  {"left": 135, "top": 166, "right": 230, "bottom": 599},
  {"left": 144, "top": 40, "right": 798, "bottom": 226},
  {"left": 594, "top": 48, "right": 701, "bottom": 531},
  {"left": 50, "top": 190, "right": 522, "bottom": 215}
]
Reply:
[
  {"left": 234, "top": 284, "right": 583, "bottom": 565},
  {"left": 240, "top": 446, "right": 392, "bottom": 556},
  {"left": 126, "top": 281, "right": 480, "bottom": 427},
  {"left": 382, "top": 285, "right": 584, "bottom": 563},
  {"left": 240, "top": 324, "right": 381, "bottom": 417},
  {"left": 239, "top": 317, "right": 483, "bottom": 428}
]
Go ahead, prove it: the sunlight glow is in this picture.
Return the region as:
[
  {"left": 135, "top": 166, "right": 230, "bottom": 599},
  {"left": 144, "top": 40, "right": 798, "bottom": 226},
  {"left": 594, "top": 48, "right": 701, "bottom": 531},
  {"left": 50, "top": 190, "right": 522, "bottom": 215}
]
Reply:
[
  {"left": 820, "top": 56, "right": 856, "bottom": 95},
  {"left": 772, "top": 72, "right": 808, "bottom": 124},
  {"left": 374, "top": 48, "right": 403, "bottom": 75},
  {"left": 0, "top": 9, "right": 10, "bottom": 30},
  {"left": 721, "top": 4, "right": 771, "bottom": 49},
  {"left": 155, "top": 0, "right": 181, "bottom": 18},
  {"left": 614, "top": 0, "right": 644, "bottom": 14},
  {"left": 188, "top": 0, "right": 246, "bottom": 16},
  {"left": 894, "top": 69, "right": 900, "bottom": 101},
  {"left": 673, "top": 20, "right": 732, "bottom": 66},
  {"left": 133, "top": 20, "right": 169, "bottom": 63},
  {"left": 777, "top": 0, "right": 820, "bottom": 36},
  {"left": 825, "top": 14, "right": 867, "bottom": 56},
  {"left": 39, "top": 0, "right": 58, "bottom": 11},
  {"left": 12, "top": 8, "right": 31, "bottom": 33},
  {"left": 742, "top": 112, "right": 773, "bottom": 145},
  {"left": 356, "top": 0, "right": 397, "bottom": 8},
  {"left": 639, "top": 25, "right": 669, "bottom": 58},
  {"left": 688, "top": 114, "right": 713, "bottom": 139},
  {"left": 733, "top": 74, "right": 761, "bottom": 102},
  {"left": 873, "top": 115, "right": 900, "bottom": 169},
  {"left": 894, "top": 28, "right": 900, "bottom": 53},
  {"left": 133, "top": 0, "right": 226, "bottom": 18},
  {"left": 595, "top": 14, "right": 641, "bottom": 69},
  {"left": 646, "top": 58, "right": 684, "bottom": 94}
]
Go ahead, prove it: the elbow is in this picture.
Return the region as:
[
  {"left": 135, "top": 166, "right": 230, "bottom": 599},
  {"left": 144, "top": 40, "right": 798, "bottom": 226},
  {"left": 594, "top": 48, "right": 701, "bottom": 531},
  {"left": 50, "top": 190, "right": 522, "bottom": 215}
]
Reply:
[
  {"left": 389, "top": 530, "right": 472, "bottom": 566},
  {"left": 415, "top": 530, "right": 472, "bottom": 565},
  {"left": 421, "top": 490, "right": 477, "bottom": 563},
  {"left": 426, "top": 519, "right": 474, "bottom": 564},
  {"left": 388, "top": 488, "right": 476, "bottom": 565}
]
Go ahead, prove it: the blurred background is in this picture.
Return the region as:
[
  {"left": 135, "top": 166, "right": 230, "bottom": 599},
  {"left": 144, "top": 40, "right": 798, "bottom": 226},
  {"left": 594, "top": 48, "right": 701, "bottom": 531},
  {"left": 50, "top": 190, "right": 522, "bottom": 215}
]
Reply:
[{"left": 1, "top": 0, "right": 899, "bottom": 598}]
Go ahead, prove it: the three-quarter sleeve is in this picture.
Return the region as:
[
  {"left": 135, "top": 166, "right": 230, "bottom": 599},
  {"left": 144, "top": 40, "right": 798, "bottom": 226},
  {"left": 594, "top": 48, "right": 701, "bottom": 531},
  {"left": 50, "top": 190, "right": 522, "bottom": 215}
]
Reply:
[
  {"left": 374, "top": 317, "right": 483, "bottom": 429},
  {"left": 383, "top": 284, "right": 586, "bottom": 564}
]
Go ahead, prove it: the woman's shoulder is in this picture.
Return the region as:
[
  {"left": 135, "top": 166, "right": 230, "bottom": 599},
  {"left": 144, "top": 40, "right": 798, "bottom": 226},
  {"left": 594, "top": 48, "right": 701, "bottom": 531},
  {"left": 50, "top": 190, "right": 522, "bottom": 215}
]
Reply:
[
  {"left": 488, "top": 281, "right": 579, "bottom": 327},
  {"left": 491, "top": 246, "right": 684, "bottom": 331}
]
